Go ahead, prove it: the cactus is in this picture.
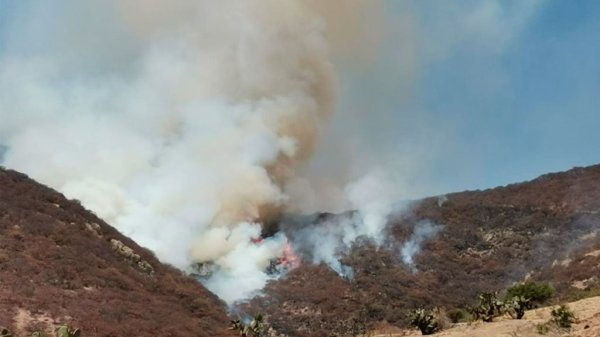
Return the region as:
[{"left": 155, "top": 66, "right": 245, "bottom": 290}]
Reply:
[
  {"left": 229, "top": 314, "right": 267, "bottom": 337},
  {"left": 505, "top": 295, "right": 531, "bottom": 319},
  {"left": 408, "top": 308, "right": 439, "bottom": 335},
  {"left": 55, "top": 325, "right": 80, "bottom": 337},
  {"left": 471, "top": 292, "right": 504, "bottom": 322},
  {"left": 0, "top": 328, "right": 12, "bottom": 337}
]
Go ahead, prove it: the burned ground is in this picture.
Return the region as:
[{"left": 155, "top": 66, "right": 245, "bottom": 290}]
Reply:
[
  {"left": 246, "top": 165, "right": 600, "bottom": 337},
  {"left": 0, "top": 168, "right": 234, "bottom": 337}
]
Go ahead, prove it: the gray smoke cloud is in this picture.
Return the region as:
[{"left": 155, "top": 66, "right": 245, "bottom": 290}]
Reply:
[{"left": 0, "top": 0, "right": 395, "bottom": 304}]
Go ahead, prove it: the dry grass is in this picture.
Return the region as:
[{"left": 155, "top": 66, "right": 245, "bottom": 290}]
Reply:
[{"left": 395, "top": 296, "right": 600, "bottom": 337}]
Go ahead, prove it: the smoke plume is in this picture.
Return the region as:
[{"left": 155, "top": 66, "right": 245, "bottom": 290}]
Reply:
[
  {"left": 0, "top": 0, "right": 390, "bottom": 303},
  {"left": 400, "top": 221, "right": 442, "bottom": 272}
]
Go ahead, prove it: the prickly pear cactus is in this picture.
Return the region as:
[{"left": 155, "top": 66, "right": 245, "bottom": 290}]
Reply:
[
  {"left": 505, "top": 295, "right": 531, "bottom": 319},
  {"left": 55, "top": 325, "right": 80, "bottom": 337},
  {"left": 229, "top": 314, "right": 267, "bottom": 337},
  {"left": 472, "top": 292, "right": 504, "bottom": 322},
  {"left": 408, "top": 308, "right": 439, "bottom": 335}
]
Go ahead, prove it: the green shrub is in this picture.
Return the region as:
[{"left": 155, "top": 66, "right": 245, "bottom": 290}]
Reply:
[
  {"left": 535, "top": 304, "right": 576, "bottom": 334},
  {"left": 505, "top": 281, "right": 554, "bottom": 306},
  {"left": 550, "top": 304, "right": 576, "bottom": 328},
  {"left": 408, "top": 308, "right": 439, "bottom": 335},
  {"left": 446, "top": 308, "right": 468, "bottom": 323},
  {"left": 535, "top": 322, "right": 550, "bottom": 335}
]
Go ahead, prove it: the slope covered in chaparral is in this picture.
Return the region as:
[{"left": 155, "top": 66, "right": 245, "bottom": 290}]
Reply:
[
  {"left": 0, "top": 168, "right": 234, "bottom": 337},
  {"left": 2, "top": 163, "right": 600, "bottom": 337},
  {"left": 247, "top": 165, "right": 600, "bottom": 337}
]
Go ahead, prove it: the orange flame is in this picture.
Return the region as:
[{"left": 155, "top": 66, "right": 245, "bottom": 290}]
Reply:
[
  {"left": 278, "top": 242, "right": 301, "bottom": 270},
  {"left": 251, "top": 236, "right": 301, "bottom": 273}
]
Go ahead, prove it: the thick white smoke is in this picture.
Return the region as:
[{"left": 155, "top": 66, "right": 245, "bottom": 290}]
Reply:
[
  {"left": 0, "top": 0, "right": 389, "bottom": 303},
  {"left": 284, "top": 172, "right": 442, "bottom": 279},
  {"left": 281, "top": 169, "right": 406, "bottom": 279}
]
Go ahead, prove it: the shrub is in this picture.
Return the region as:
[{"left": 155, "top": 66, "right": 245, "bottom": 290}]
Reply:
[
  {"left": 329, "top": 315, "right": 367, "bottom": 337},
  {"left": 408, "top": 308, "right": 439, "bottom": 335},
  {"left": 446, "top": 308, "right": 468, "bottom": 323},
  {"left": 550, "top": 305, "right": 576, "bottom": 329},
  {"left": 505, "top": 281, "right": 554, "bottom": 306},
  {"left": 535, "top": 304, "right": 576, "bottom": 334},
  {"left": 535, "top": 322, "right": 550, "bottom": 335}
]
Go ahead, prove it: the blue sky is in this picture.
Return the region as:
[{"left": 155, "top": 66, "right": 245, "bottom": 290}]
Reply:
[
  {"left": 314, "top": 0, "right": 600, "bottom": 196},
  {"left": 427, "top": 0, "right": 600, "bottom": 191}
]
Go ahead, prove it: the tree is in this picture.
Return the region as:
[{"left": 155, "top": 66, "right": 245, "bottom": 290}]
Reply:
[{"left": 505, "top": 281, "right": 553, "bottom": 306}]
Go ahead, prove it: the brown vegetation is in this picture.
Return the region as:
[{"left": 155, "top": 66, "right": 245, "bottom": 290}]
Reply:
[
  {"left": 0, "top": 168, "right": 234, "bottom": 337},
  {"left": 245, "top": 165, "right": 600, "bottom": 336},
  {"left": 3, "top": 162, "right": 600, "bottom": 337}
]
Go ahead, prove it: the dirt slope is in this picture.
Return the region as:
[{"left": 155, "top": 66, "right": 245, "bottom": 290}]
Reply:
[
  {"left": 248, "top": 165, "right": 600, "bottom": 337},
  {"left": 0, "top": 168, "right": 234, "bottom": 337},
  {"left": 389, "top": 296, "right": 600, "bottom": 337}
]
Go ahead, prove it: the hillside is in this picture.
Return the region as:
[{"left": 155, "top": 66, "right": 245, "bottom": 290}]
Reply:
[
  {"left": 246, "top": 165, "right": 600, "bottom": 337},
  {"left": 0, "top": 168, "right": 234, "bottom": 337},
  {"left": 2, "top": 162, "right": 600, "bottom": 337}
]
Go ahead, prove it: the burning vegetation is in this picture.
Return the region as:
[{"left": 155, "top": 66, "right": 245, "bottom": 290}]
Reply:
[
  {"left": 267, "top": 243, "right": 301, "bottom": 276},
  {"left": 2, "top": 159, "right": 600, "bottom": 337},
  {"left": 237, "top": 165, "right": 600, "bottom": 337},
  {"left": 191, "top": 239, "right": 301, "bottom": 281}
]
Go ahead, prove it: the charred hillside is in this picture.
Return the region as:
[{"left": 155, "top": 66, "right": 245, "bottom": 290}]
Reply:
[
  {"left": 247, "top": 165, "right": 600, "bottom": 337},
  {"left": 0, "top": 168, "right": 233, "bottom": 337}
]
